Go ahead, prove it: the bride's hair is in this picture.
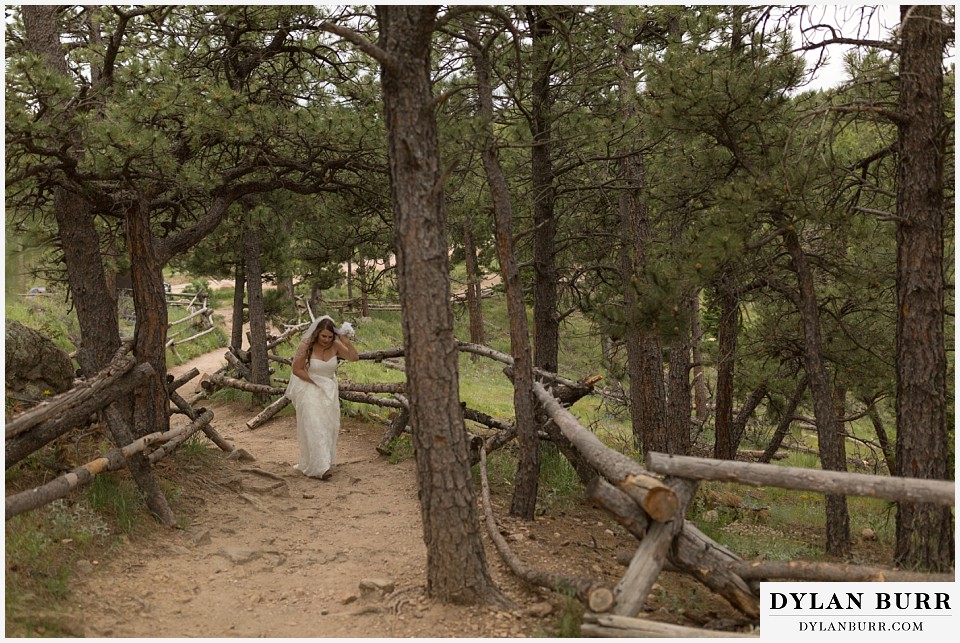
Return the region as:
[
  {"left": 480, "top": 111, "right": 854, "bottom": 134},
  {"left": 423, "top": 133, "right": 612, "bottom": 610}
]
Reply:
[{"left": 306, "top": 318, "right": 338, "bottom": 367}]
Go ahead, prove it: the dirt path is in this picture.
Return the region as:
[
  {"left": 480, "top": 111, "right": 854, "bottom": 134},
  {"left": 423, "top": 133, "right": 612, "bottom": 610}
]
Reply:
[{"left": 63, "top": 333, "right": 568, "bottom": 638}]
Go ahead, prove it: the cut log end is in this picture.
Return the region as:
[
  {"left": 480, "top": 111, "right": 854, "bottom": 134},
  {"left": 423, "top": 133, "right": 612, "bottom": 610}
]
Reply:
[
  {"left": 643, "top": 487, "right": 680, "bottom": 522},
  {"left": 587, "top": 586, "right": 615, "bottom": 613}
]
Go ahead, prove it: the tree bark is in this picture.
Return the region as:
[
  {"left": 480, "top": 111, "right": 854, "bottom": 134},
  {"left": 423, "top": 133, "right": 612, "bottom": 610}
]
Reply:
[
  {"left": 780, "top": 224, "right": 850, "bottom": 556},
  {"left": 865, "top": 401, "right": 895, "bottom": 475},
  {"left": 615, "top": 18, "right": 666, "bottom": 455},
  {"left": 468, "top": 23, "right": 540, "bottom": 520},
  {"left": 730, "top": 383, "right": 768, "bottom": 455},
  {"left": 894, "top": 4, "right": 953, "bottom": 572},
  {"left": 126, "top": 196, "right": 172, "bottom": 439},
  {"left": 713, "top": 284, "right": 739, "bottom": 460},
  {"left": 462, "top": 209, "right": 485, "bottom": 353},
  {"left": 376, "top": 4, "right": 503, "bottom": 605},
  {"left": 526, "top": 7, "right": 560, "bottom": 375},
  {"left": 232, "top": 259, "right": 247, "bottom": 353},
  {"left": 691, "top": 290, "right": 710, "bottom": 424},
  {"left": 665, "top": 290, "right": 693, "bottom": 455},
  {"left": 243, "top": 211, "right": 271, "bottom": 407}
]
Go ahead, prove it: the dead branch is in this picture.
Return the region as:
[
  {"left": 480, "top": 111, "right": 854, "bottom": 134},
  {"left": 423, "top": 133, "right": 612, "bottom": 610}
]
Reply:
[{"left": 478, "top": 447, "right": 614, "bottom": 611}]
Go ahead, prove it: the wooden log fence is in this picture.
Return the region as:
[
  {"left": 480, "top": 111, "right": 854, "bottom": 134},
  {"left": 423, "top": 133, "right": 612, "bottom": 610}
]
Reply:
[
  {"left": 478, "top": 447, "right": 615, "bottom": 612},
  {"left": 644, "top": 452, "right": 955, "bottom": 507},
  {"left": 6, "top": 352, "right": 137, "bottom": 440},
  {"left": 6, "top": 363, "right": 155, "bottom": 469},
  {"left": 581, "top": 613, "right": 757, "bottom": 638},
  {"left": 6, "top": 410, "right": 214, "bottom": 520},
  {"left": 183, "top": 323, "right": 955, "bottom": 633},
  {"left": 726, "top": 560, "right": 955, "bottom": 583},
  {"left": 533, "top": 382, "right": 678, "bottom": 523}
]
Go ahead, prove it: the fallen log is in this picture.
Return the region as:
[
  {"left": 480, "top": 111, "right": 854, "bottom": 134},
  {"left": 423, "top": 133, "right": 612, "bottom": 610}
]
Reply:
[
  {"left": 202, "top": 373, "right": 282, "bottom": 395},
  {"left": 338, "top": 391, "right": 405, "bottom": 409},
  {"left": 165, "top": 389, "right": 233, "bottom": 454},
  {"left": 533, "top": 382, "right": 678, "bottom": 523},
  {"left": 586, "top": 477, "right": 650, "bottom": 539},
  {"left": 6, "top": 363, "right": 155, "bottom": 469},
  {"left": 246, "top": 396, "right": 291, "bottom": 430},
  {"left": 581, "top": 613, "right": 757, "bottom": 638},
  {"left": 224, "top": 350, "right": 252, "bottom": 380},
  {"left": 376, "top": 408, "right": 410, "bottom": 456},
  {"left": 6, "top": 410, "right": 213, "bottom": 520},
  {"left": 341, "top": 382, "right": 406, "bottom": 394},
  {"left": 613, "top": 479, "right": 698, "bottom": 617},
  {"left": 100, "top": 402, "right": 177, "bottom": 527},
  {"left": 478, "top": 447, "right": 614, "bottom": 612},
  {"left": 167, "top": 368, "right": 200, "bottom": 393},
  {"left": 267, "top": 324, "right": 304, "bottom": 351},
  {"left": 728, "top": 559, "right": 955, "bottom": 583},
  {"left": 670, "top": 522, "right": 761, "bottom": 618},
  {"left": 644, "top": 452, "right": 955, "bottom": 507},
  {"left": 357, "top": 347, "right": 406, "bottom": 362},
  {"left": 457, "top": 341, "right": 583, "bottom": 388},
  {"left": 5, "top": 352, "right": 137, "bottom": 440},
  {"left": 168, "top": 325, "right": 218, "bottom": 348},
  {"left": 167, "top": 306, "right": 212, "bottom": 328},
  {"left": 589, "top": 478, "right": 760, "bottom": 619},
  {"left": 738, "top": 449, "right": 787, "bottom": 461}
]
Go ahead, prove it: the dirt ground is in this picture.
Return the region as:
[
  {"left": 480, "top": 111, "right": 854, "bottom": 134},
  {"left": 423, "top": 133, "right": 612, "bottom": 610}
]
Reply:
[{"left": 57, "top": 317, "right": 750, "bottom": 638}]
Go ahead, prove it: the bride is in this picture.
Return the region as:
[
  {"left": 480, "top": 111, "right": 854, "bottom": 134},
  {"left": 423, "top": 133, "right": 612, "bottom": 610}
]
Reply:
[{"left": 284, "top": 316, "right": 359, "bottom": 479}]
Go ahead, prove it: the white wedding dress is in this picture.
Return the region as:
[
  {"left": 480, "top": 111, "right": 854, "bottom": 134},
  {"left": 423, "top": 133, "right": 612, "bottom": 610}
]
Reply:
[{"left": 284, "top": 356, "right": 340, "bottom": 478}]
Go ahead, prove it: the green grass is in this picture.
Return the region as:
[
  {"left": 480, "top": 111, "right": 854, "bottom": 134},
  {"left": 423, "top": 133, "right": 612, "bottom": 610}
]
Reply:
[{"left": 4, "top": 477, "right": 150, "bottom": 636}]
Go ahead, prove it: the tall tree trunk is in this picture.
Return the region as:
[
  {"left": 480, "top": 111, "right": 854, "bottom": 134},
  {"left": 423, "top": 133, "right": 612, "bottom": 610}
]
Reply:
[
  {"left": 781, "top": 224, "right": 850, "bottom": 557},
  {"left": 690, "top": 290, "right": 710, "bottom": 425},
  {"left": 615, "top": 14, "right": 666, "bottom": 455},
  {"left": 463, "top": 210, "right": 485, "bottom": 356},
  {"left": 468, "top": 23, "right": 540, "bottom": 520},
  {"left": 126, "top": 196, "right": 170, "bottom": 439},
  {"left": 243, "top": 211, "right": 271, "bottom": 406},
  {"left": 526, "top": 7, "right": 560, "bottom": 374},
  {"left": 665, "top": 292, "right": 693, "bottom": 455},
  {"left": 894, "top": 5, "right": 953, "bottom": 571},
  {"left": 22, "top": 6, "right": 120, "bottom": 379},
  {"left": 377, "top": 5, "right": 502, "bottom": 605},
  {"left": 23, "top": 6, "right": 175, "bottom": 526},
  {"left": 712, "top": 283, "right": 739, "bottom": 460},
  {"left": 231, "top": 259, "right": 247, "bottom": 353}
]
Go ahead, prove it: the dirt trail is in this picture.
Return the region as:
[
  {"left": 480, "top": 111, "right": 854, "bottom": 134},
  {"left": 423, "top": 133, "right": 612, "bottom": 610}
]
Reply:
[{"left": 63, "top": 326, "right": 567, "bottom": 638}]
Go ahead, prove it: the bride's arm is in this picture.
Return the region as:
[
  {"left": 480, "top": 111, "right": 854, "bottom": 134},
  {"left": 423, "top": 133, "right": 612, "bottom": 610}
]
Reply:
[
  {"left": 336, "top": 335, "right": 360, "bottom": 362},
  {"left": 291, "top": 340, "right": 316, "bottom": 384}
]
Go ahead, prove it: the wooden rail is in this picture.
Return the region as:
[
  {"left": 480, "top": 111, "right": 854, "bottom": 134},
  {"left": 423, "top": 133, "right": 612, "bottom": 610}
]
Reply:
[{"left": 644, "top": 452, "right": 955, "bottom": 507}]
